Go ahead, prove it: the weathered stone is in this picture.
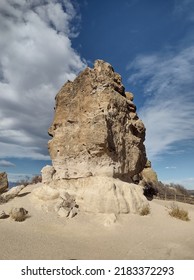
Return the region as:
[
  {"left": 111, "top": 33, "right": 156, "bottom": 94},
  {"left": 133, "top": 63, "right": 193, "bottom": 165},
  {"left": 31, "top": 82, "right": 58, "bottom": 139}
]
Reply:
[
  {"left": 140, "top": 163, "right": 158, "bottom": 187},
  {"left": 0, "top": 172, "right": 8, "bottom": 194},
  {"left": 136, "top": 160, "right": 159, "bottom": 200},
  {"left": 125, "top": 91, "right": 134, "bottom": 101},
  {"left": 41, "top": 165, "right": 56, "bottom": 183},
  {"left": 35, "top": 60, "right": 151, "bottom": 216},
  {"left": 48, "top": 60, "right": 147, "bottom": 180},
  {"left": 68, "top": 207, "right": 78, "bottom": 218},
  {"left": 1, "top": 185, "right": 25, "bottom": 202},
  {"left": 144, "top": 159, "right": 151, "bottom": 168},
  {"left": 32, "top": 184, "right": 59, "bottom": 201},
  {"left": 0, "top": 210, "right": 9, "bottom": 219},
  {"left": 0, "top": 195, "right": 7, "bottom": 204},
  {"left": 32, "top": 177, "right": 149, "bottom": 214},
  {"left": 9, "top": 207, "right": 28, "bottom": 222}
]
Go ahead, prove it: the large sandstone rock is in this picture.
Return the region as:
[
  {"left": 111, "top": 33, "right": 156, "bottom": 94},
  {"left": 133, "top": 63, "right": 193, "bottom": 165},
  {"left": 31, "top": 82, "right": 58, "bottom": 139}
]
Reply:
[
  {"left": 0, "top": 172, "right": 8, "bottom": 194},
  {"left": 48, "top": 60, "right": 147, "bottom": 181},
  {"left": 32, "top": 177, "right": 149, "bottom": 214},
  {"left": 36, "top": 60, "right": 150, "bottom": 216}
]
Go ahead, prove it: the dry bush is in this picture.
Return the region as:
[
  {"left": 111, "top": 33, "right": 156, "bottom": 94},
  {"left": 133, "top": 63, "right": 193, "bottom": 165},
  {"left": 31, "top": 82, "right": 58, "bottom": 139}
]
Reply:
[
  {"left": 31, "top": 175, "right": 42, "bottom": 184},
  {"left": 16, "top": 175, "right": 42, "bottom": 186},
  {"left": 140, "top": 205, "right": 150, "bottom": 216},
  {"left": 156, "top": 181, "right": 189, "bottom": 197},
  {"left": 168, "top": 203, "right": 190, "bottom": 221}
]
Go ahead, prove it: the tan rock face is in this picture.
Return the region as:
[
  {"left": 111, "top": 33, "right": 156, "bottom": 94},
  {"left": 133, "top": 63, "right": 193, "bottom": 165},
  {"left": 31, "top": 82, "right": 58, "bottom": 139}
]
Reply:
[
  {"left": 140, "top": 160, "right": 158, "bottom": 187},
  {"left": 0, "top": 172, "right": 8, "bottom": 194},
  {"left": 48, "top": 60, "right": 147, "bottom": 180},
  {"left": 32, "top": 177, "right": 149, "bottom": 214}
]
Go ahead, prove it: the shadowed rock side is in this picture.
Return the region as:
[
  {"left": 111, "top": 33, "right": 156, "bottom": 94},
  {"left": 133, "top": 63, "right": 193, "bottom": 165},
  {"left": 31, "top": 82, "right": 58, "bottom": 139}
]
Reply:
[{"left": 48, "top": 60, "right": 147, "bottom": 181}]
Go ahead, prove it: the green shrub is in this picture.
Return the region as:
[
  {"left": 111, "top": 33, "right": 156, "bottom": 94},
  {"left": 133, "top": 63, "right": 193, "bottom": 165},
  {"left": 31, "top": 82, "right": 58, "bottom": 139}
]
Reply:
[{"left": 168, "top": 203, "right": 190, "bottom": 221}]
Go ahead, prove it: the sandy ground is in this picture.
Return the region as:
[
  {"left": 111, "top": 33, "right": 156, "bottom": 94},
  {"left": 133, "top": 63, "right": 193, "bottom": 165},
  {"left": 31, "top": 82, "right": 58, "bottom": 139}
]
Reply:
[{"left": 0, "top": 184, "right": 194, "bottom": 260}]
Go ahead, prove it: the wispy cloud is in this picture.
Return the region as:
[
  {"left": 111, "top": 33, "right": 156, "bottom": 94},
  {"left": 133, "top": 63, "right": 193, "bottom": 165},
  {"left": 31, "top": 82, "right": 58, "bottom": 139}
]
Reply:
[
  {"left": 173, "top": 0, "right": 194, "bottom": 21},
  {"left": 0, "top": 0, "right": 85, "bottom": 160},
  {"left": 127, "top": 45, "right": 194, "bottom": 160},
  {"left": 0, "top": 160, "right": 15, "bottom": 167}
]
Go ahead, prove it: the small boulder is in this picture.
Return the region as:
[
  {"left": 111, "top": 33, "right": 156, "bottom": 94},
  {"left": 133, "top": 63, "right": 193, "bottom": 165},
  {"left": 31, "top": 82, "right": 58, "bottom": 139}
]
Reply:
[
  {"left": 57, "top": 192, "right": 78, "bottom": 218},
  {"left": 9, "top": 207, "right": 28, "bottom": 222},
  {"left": 0, "top": 210, "right": 9, "bottom": 219}
]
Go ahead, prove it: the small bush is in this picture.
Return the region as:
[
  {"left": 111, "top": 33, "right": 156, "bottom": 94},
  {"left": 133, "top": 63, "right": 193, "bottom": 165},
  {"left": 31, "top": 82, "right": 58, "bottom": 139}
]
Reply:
[
  {"left": 16, "top": 175, "right": 42, "bottom": 186},
  {"left": 140, "top": 205, "right": 150, "bottom": 216},
  {"left": 168, "top": 203, "right": 190, "bottom": 221},
  {"left": 31, "top": 175, "right": 42, "bottom": 184}
]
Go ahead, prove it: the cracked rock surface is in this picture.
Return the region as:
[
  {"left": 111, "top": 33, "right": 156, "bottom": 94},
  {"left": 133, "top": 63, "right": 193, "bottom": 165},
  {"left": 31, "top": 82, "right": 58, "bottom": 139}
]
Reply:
[{"left": 48, "top": 60, "right": 147, "bottom": 180}]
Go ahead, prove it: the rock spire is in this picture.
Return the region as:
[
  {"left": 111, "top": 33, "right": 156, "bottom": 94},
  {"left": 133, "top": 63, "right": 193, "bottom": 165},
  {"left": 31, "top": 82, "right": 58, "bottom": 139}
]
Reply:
[{"left": 47, "top": 60, "right": 147, "bottom": 181}]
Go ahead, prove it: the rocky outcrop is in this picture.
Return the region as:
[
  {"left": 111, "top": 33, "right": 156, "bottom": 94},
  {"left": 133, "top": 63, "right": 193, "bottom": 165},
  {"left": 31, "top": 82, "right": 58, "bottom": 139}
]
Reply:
[
  {"left": 0, "top": 172, "right": 8, "bottom": 194},
  {"left": 32, "top": 177, "right": 148, "bottom": 214},
  {"left": 139, "top": 160, "right": 158, "bottom": 200},
  {"left": 35, "top": 60, "right": 149, "bottom": 216},
  {"left": 48, "top": 60, "right": 147, "bottom": 181},
  {"left": 1, "top": 185, "right": 25, "bottom": 202},
  {"left": 140, "top": 160, "right": 158, "bottom": 187}
]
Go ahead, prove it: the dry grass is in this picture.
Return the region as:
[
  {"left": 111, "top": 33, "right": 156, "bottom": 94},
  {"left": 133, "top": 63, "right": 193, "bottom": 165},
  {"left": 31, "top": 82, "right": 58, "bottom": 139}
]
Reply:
[
  {"left": 140, "top": 205, "right": 150, "bottom": 216},
  {"left": 168, "top": 203, "right": 190, "bottom": 221}
]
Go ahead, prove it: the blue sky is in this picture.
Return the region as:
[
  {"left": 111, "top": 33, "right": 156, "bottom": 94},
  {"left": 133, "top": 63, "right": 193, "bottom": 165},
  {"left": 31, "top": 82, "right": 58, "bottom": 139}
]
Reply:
[{"left": 0, "top": 0, "right": 194, "bottom": 189}]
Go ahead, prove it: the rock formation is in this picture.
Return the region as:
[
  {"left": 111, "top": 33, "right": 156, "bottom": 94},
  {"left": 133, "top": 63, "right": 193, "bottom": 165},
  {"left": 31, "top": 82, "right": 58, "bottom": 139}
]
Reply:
[
  {"left": 138, "top": 160, "right": 158, "bottom": 200},
  {"left": 34, "top": 60, "right": 149, "bottom": 215},
  {"left": 140, "top": 160, "right": 158, "bottom": 187},
  {"left": 48, "top": 60, "right": 147, "bottom": 181},
  {"left": 0, "top": 172, "right": 8, "bottom": 194},
  {"left": 1, "top": 185, "right": 25, "bottom": 202},
  {"left": 33, "top": 177, "right": 148, "bottom": 214}
]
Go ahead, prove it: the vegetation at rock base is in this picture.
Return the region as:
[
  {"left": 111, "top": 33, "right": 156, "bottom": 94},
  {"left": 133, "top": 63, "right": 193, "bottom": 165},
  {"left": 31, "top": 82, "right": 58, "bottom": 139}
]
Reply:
[
  {"left": 168, "top": 203, "right": 190, "bottom": 221},
  {"left": 139, "top": 205, "right": 150, "bottom": 216},
  {"left": 16, "top": 175, "right": 42, "bottom": 186},
  {"left": 156, "top": 182, "right": 189, "bottom": 196}
]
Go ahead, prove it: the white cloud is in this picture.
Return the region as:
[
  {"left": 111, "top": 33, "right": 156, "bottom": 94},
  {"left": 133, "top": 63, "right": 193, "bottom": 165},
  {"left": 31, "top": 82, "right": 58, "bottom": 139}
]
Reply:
[
  {"left": 0, "top": 0, "right": 85, "bottom": 160},
  {"left": 128, "top": 46, "right": 194, "bottom": 160},
  {"left": 0, "top": 160, "right": 15, "bottom": 167}
]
